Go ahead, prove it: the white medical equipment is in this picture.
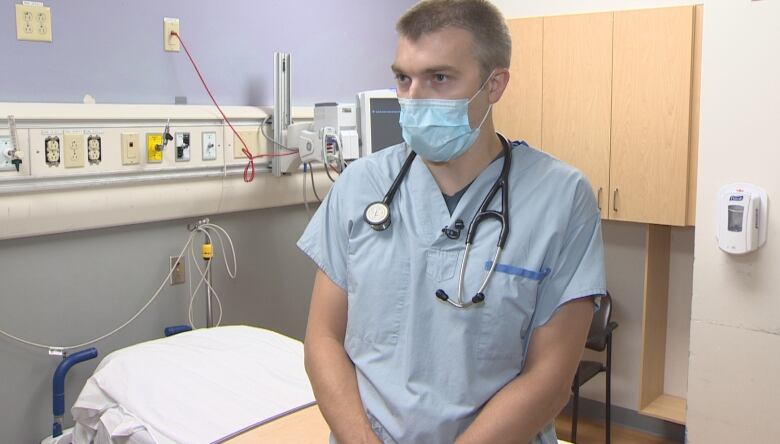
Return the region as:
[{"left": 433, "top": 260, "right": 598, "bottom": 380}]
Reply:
[
  {"left": 356, "top": 89, "right": 403, "bottom": 158},
  {"left": 296, "top": 103, "right": 358, "bottom": 165},
  {"left": 717, "top": 183, "right": 768, "bottom": 254},
  {"left": 284, "top": 89, "right": 403, "bottom": 173},
  {"left": 69, "top": 325, "right": 315, "bottom": 444}
]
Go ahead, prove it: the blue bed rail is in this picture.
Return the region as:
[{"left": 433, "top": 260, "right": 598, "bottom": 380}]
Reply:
[{"left": 52, "top": 348, "right": 98, "bottom": 437}]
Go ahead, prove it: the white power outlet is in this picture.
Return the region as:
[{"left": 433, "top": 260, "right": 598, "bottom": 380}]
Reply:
[
  {"left": 87, "top": 135, "right": 101, "bottom": 164},
  {"left": 45, "top": 135, "right": 60, "bottom": 166}
]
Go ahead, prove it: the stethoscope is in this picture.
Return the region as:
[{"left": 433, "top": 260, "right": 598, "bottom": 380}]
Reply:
[{"left": 363, "top": 133, "right": 512, "bottom": 309}]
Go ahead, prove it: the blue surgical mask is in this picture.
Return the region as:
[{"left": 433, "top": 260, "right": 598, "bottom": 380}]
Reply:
[{"left": 398, "top": 74, "right": 493, "bottom": 162}]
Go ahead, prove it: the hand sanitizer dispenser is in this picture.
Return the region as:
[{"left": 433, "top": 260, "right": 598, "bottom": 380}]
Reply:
[{"left": 717, "top": 183, "right": 768, "bottom": 254}]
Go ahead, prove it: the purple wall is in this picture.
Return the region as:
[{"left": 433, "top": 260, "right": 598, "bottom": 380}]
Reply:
[{"left": 0, "top": 0, "right": 416, "bottom": 105}]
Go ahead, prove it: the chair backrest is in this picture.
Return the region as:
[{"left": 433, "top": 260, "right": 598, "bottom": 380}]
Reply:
[{"left": 585, "top": 292, "right": 612, "bottom": 352}]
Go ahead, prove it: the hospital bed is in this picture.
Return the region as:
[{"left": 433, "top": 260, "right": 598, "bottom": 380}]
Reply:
[
  {"left": 61, "top": 325, "right": 575, "bottom": 443},
  {"left": 67, "top": 325, "right": 316, "bottom": 444}
]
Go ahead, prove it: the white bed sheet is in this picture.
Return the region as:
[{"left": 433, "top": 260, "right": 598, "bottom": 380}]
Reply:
[{"left": 71, "top": 325, "right": 315, "bottom": 444}]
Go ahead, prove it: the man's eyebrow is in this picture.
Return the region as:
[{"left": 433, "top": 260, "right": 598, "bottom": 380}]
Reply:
[
  {"left": 390, "top": 64, "right": 459, "bottom": 74},
  {"left": 422, "top": 65, "right": 458, "bottom": 74}
]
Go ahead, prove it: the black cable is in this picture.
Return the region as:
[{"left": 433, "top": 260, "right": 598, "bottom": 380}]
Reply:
[{"left": 310, "top": 164, "right": 322, "bottom": 202}]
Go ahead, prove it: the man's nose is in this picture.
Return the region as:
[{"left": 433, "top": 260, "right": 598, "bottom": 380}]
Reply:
[{"left": 407, "top": 79, "right": 426, "bottom": 99}]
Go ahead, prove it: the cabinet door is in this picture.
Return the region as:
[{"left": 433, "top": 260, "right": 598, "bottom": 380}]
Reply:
[
  {"left": 493, "top": 17, "right": 543, "bottom": 148},
  {"left": 542, "top": 13, "right": 613, "bottom": 218},
  {"left": 610, "top": 6, "right": 694, "bottom": 225}
]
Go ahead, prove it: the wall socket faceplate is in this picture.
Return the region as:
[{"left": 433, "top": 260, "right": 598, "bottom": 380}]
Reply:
[
  {"left": 170, "top": 256, "right": 185, "bottom": 285},
  {"left": 0, "top": 136, "right": 14, "bottom": 171},
  {"left": 16, "top": 3, "right": 52, "bottom": 42},
  {"left": 163, "top": 17, "right": 180, "bottom": 52},
  {"left": 63, "top": 134, "right": 85, "bottom": 168}
]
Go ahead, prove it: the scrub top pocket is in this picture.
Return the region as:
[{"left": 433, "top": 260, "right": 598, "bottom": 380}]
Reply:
[
  {"left": 476, "top": 266, "right": 540, "bottom": 361},
  {"left": 345, "top": 251, "right": 411, "bottom": 347},
  {"left": 425, "top": 249, "right": 460, "bottom": 282}
]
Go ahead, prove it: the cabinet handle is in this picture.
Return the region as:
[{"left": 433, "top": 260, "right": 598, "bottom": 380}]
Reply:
[
  {"left": 613, "top": 188, "right": 619, "bottom": 212},
  {"left": 597, "top": 187, "right": 603, "bottom": 210}
]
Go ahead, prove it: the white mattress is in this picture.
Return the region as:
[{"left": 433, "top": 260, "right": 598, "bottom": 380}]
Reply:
[{"left": 71, "top": 325, "right": 315, "bottom": 444}]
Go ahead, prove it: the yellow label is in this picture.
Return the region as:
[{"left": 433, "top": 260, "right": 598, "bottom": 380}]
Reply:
[{"left": 146, "top": 133, "right": 164, "bottom": 163}]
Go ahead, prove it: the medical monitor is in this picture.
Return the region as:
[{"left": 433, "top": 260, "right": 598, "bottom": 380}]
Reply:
[{"left": 356, "top": 89, "right": 403, "bottom": 158}]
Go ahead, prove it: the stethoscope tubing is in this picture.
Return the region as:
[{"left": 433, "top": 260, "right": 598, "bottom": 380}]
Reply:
[{"left": 366, "top": 133, "right": 513, "bottom": 309}]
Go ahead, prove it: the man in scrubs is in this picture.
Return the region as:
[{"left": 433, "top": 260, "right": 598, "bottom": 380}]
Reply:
[{"left": 298, "top": 1, "right": 606, "bottom": 442}]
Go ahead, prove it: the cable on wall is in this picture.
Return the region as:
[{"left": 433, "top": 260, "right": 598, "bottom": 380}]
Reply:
[
  {"left": 0, "top": 221, "right": 237, "bottom": 353},
  {"left": 170, "top": 31, "right": 298, "bottom": 183}
]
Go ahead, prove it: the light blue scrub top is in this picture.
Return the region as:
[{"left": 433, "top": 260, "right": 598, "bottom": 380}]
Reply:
[{"left": 298, "top": 140, "right": 606, "bottom": 444}]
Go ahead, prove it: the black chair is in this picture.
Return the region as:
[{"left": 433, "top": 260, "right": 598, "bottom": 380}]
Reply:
[{"left": 570, "top": 292, "right": 618, "bottom": 444}]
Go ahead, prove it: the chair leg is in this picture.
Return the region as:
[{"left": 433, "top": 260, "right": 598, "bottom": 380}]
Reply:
[
  {"left": 571, "top": 370, "right": 579, "bottom": 444},
  {"left": 606, "top": 336, "right": 613, "bottom": 444}
]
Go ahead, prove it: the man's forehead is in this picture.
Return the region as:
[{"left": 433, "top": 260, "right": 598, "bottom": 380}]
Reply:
[{"left": 393, "top": 27, "right": 478, "bottom": 73}]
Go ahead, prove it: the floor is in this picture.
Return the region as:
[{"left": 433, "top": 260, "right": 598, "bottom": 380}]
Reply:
[{"left": 555, "top": 414, "right": 680, "bottom": 444}]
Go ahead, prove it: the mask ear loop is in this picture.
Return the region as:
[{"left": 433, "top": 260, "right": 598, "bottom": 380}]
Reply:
[
  {"left": 467, "top": 70, "right": 496, "bottom": 130},
  {"left": 467, "top": 69, "right": 497, "bottom": 104}
]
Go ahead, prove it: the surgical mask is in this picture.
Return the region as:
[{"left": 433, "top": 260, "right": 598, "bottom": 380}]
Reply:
[{"left": 398, "top": 73, "right": 493, "bottom": 162}]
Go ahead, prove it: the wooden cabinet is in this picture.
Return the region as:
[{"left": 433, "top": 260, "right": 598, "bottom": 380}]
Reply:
[
  {"left": 497, "top": 6, "right": 700, "bottom": 226},
  {"left": 610, "top": 7, "right": 695, "bottom": 226},
  {"left": 542, "top": 13, "right": 613, "bottom": 219},
  {"left": 493, "top": 17, "right": 543, "bottom": 148}
]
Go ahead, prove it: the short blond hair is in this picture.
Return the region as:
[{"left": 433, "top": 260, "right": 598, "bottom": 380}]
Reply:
[{"left": 396, "top": 0, "right": 511, "bottom": 78}]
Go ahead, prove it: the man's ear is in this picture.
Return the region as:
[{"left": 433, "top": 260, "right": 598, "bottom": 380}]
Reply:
[{"left": 488, "top": 68, "right": 511, "bottom": 104}]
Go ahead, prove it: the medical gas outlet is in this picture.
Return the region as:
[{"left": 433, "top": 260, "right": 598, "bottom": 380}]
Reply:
[
  {"left": 146, "top": 133, "right": 164, "bottom": 163},
  {"left": 1, "top": 136, "right": 24, "bottom": 172},
  {"left": 202, "top": 132, "right": 217, "bottom": 161},
  {"left": 175, "top": 132, "right": 190, "bottom": 162}
]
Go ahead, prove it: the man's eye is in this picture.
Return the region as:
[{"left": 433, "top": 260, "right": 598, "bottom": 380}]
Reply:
[
  {"left": 395, "top": 74, "right": 410, "bottom": 83},
  {"left": 434, "top": 74, "right": 448, "bottom": 83}
]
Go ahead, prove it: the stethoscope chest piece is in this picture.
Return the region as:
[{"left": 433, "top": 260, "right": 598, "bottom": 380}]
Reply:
[{"left": 364, "top": 201, "right": 391, "bottom": 231}]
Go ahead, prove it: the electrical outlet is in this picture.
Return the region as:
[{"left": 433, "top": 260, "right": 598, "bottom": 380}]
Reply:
[
  {"left": 163, "top": 17, "right": 180, "bottom": 52},
  {"left": 202, "top": 132, "right": 217, "bottom": 161},
  {"left": 146, "top": 133, "right": 164, "bottom": 163},
  {"left": 63, "top": 134, "right": 84, "bottom": 168},
  {"left": 121, "top": 133, "right": 140, "bottom": 165},
  {"left": 175, "top": 132, "right": 190, "bottom": 162},
  {"left": 233, "top": 129, "right": 267, "bottom": 159},
  {"left": 87, "top": 135, "right": 101, "bottom": 165},
  {"left": 16, "top": 3, "right": 52, "bottom": 42},
  {"left": 44, "top": 135, "right": 60, "bottom": 166},
  {"left": 170, "top": 256, "right": 185, "bottom": 285}
]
